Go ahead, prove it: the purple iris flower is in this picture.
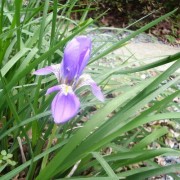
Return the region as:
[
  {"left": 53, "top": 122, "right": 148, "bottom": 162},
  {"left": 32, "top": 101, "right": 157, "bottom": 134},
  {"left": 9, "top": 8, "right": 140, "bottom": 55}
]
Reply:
[{"left": 33, "top": 36, "right": 104, "bottom": 124}]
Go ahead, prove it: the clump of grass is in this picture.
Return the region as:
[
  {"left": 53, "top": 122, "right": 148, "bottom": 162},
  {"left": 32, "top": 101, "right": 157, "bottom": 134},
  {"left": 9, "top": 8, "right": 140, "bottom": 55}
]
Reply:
[{"left": 0, "top": 1, "right": 179, "bottom": 179}]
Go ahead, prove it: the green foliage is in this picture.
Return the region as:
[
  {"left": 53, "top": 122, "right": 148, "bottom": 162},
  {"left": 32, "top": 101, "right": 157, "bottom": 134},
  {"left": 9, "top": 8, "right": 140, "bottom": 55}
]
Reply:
[
  {"left": 0, "top": 150, "right": 16, "bottom": 173},
  {"left": 0, "top": 0, "right": 179, "bottom": 179}
]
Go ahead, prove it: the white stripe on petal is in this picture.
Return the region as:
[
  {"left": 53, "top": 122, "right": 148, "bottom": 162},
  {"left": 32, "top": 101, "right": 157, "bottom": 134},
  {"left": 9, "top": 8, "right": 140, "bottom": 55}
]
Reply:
[
  {"left": 75, "top": 74, "right": 104, "bottom": 102},
  {"left": 33, "top": 64, "right": 61, "bottom": 82}
]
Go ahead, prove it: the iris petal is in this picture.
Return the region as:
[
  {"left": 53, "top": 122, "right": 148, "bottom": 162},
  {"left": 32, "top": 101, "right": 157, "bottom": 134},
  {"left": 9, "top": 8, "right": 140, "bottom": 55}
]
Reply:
[
  {"left": 33, "top": 66, "right": 54, "bottom": 75},
  {"left": 76, "top": 36, "right": 91, "bottom": 77},
  {"left": 89, "top": 82, "right": 104, "bottom": 102},
  {"left": 62, "top": 36, "right": 91, "bottom": 83},
  {"left": 78, "top": 48, "right": 91, "bottom": 78},
  {"left": 33, "top": 64, "right": 61, "bottom": 81},
  {"left": 75, "top": 74, "right": 104, "bottom": 102},
  {"left": 46, "top": 85, "right": 61, "bottom": 95},
  {"left": 61, "top": 39, "right": 80, "bottom": 82},
  {"left": 51, "top": 89, "right": 80, "bottom": 124}
]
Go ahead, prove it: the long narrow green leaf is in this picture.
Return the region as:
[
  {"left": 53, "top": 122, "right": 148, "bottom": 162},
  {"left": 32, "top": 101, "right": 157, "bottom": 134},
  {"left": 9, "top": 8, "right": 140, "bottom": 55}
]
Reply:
[
  {"left": 50, "top": 0, "right": 58, "bottom": 48},
  {"left": 15, "top": 0, "right": 23, "bottom": 50},
  {"left": 132, "top": 127, "right": 169, "bottom": 150},
  {"left": 114, "top": 52, "right": 180, "bottom": 75},
  {"left": 117, "top": 166, "right": 155, "bottom": 177},
  {"left": 0, "top": 163, "right": 7, "bottom": 173},
  {"left": 0, "top": 111, "right": 51, "bottom": 140},
  {"left": 92, "top": 152, "right": 119, "bottom": 179},
  {"left": 0, "top": 48, "right": 29, "bottom": 76},
  {"left": 38, "top": 0, "right": 50, "bottom": 50},
  {"left": 78, "top": 148, "right": 179, "bottom": 174},
  {"left": 127, "top": 164, "right": 180, "bottom": 180}
]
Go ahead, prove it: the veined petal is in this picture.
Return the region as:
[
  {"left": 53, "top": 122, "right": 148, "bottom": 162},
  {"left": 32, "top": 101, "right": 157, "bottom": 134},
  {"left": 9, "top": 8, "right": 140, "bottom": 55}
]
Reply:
[
  {"left": 51, "top": 85, "right": 80, "bottom": 124},
  {"left": 90, "top": 82, "right": 104, "bottom": 102},
  {"left": 33, "top": 64, "right": 61, "bottom": 81},
  {"left": 61, "top": 36, "right": 91, "bottom": 83},
  {"left": 78, "top": 48, "right": 91, "bottom": 78},
  {"left": 46, "top": 85, "right": 61, "bottom": 95},
  {"left": 76, "top": 36, "right": 91, "bottom": 77},
  {"left": 33, "top": 66, "right": 54, "bottom": 75},
  {"left": 75, "top": 74, "right": 104, "bottom": 102}
]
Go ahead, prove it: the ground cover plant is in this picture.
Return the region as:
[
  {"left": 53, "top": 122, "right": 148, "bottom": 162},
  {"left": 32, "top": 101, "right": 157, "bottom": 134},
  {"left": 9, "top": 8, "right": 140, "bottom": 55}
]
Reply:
[{"left": 0, "top": 0, "right": 180, "bottom": 179}]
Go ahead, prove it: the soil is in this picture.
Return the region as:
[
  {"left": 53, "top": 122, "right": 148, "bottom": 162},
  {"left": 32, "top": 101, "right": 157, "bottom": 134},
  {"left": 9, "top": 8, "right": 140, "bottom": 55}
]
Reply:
[{"left": 73, "top": 1, "right": 180, "bottom": 46}]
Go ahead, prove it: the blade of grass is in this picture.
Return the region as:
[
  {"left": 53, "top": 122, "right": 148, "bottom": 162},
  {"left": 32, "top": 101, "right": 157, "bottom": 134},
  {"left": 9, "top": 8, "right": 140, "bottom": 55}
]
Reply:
[
  {"left": 78, "top": 148, "right": 179, "bottom": 175},
  {"left": 127, "top": 164, "right": 180, "bottom": 180},
  {"left": 15, "top": 0, "right": 23, "bottom": 51},
  {"left": 92, "top": 152, "right": 119, "bottom": 179},
  {"left": 38, "top": 0, "right": 50, "bottom": 51},
  {"left": 0, "top": 111, "right": 51, "bottom": 140},
  {"left": 114, "top": 52, "right": 180, "bottom": 75},
  {"left": 0, "top": 48, "right": 30, "bottom": 76},
  {"left": 49, "top": 0, "right": 58, "bottom": 48},
  {"left": 131, "top": 127, "right": 169, "bottom": 150},
  {"left": 0, "top": 0, "right": 5, "bottom": 63}
]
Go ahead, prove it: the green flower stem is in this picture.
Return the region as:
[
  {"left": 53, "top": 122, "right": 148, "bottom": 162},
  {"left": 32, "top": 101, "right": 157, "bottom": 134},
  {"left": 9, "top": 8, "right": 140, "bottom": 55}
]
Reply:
[{"left": 40, "top": 124, "right": 58, "bottom": 170}]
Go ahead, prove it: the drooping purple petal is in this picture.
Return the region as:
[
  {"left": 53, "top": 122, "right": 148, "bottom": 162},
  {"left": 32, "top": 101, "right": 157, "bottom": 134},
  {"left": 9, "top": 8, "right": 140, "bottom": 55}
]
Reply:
[
  {"left": 33, "top": 64, "right": 61, "bottom": 81},
  {"left": 51, "top": 85, "right": 80, "bottom": 124},
  {"left": 90, "top": 82, "right": 104, "bottom": 102},
  {"left": 61, "top": 36, "right": 91, "bottom": 83},
  {"left": 46, "top": 85, "right": 61, "bottom": 95},
  {"left": 75, "top": 74, "right": 104, "bottom": 102},
  {"left": 33, "top": 66, "right": 54, "bottom": 75}
]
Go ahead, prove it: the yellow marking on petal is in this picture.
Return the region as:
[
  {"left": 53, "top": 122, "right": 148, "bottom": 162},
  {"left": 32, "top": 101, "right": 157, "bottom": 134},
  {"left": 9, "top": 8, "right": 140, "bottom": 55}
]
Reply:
[
  {"left": 61, "top": 84, "right": 73, "bottom": 96},
  {"left": 65, "top": 85, "right": 69, "bottom": 93}
]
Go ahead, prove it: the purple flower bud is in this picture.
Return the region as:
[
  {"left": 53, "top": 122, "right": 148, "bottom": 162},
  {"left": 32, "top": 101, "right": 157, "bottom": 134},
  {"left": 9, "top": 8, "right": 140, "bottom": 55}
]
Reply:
[{"left": 61, "top": 36, "right": 91, "bottom": 83}]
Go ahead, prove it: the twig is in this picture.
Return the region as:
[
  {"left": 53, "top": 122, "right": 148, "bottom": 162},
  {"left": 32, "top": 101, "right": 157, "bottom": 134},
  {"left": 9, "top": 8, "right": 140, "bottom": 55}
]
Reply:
[{"left": 17, "top": 136, "right": 26, "bottom": 163}]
